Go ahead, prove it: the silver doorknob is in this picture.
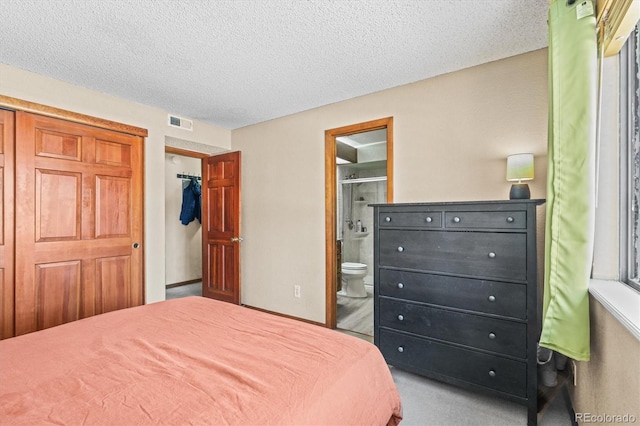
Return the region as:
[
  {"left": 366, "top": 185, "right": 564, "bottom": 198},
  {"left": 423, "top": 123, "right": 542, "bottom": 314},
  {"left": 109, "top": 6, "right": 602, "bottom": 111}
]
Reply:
[{"left": 231, "top": 237, "right": 244, "bottom": 242}]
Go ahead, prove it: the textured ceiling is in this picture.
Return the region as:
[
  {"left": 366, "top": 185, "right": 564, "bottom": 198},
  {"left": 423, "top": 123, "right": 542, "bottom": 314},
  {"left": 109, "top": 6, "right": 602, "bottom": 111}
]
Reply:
[{"left": 0, "top": 1, "right": 548, "bottom": 130}]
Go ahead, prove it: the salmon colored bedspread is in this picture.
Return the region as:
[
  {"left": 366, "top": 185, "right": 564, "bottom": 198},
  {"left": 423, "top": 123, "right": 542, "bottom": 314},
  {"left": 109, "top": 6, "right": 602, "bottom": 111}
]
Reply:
[{"left": 0, "top": 297, "right": 402, "bottom": 425}]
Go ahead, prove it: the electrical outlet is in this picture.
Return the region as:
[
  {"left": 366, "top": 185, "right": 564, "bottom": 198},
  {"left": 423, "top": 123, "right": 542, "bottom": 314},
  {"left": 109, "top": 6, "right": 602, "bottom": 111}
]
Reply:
[{"left": 294, "top": 285, "right": 301, "bottom": 298}]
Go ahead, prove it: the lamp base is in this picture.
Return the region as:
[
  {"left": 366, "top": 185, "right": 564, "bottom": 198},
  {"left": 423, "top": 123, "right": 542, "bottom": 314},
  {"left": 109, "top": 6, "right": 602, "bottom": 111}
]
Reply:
[{"left": 509, "top": 183, "right": 530, "bottom": 200}]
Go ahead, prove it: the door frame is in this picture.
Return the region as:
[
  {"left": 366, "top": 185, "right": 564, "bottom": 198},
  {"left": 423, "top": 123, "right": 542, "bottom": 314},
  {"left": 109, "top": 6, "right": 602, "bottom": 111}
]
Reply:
[
  {"left": 165, "top": 146, "right": 209, "bottom": 160},
  {"left": 164, "top": 147, "right": 242, "bottom": 304},
  {"left": 0, "top": 95, "right": 147, "bottom": 137},
  {"left": 324, "top": 117, "right": 394, "bottom": 329},
  {"left": 164, "top": 146, "right": 208, "bottom": 293}
]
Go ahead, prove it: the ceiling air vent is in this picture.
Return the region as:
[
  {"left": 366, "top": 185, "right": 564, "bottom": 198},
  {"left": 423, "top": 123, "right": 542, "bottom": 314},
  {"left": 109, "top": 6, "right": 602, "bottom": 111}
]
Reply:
[{"left": 168, "top": 115, "right": 193, "bottom": 131}]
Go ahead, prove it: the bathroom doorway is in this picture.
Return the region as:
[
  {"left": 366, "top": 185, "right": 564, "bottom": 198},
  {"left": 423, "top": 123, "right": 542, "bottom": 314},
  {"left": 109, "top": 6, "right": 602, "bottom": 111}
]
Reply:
[{"left": 324, "top": 118, "right": 394, "bottom": 334}]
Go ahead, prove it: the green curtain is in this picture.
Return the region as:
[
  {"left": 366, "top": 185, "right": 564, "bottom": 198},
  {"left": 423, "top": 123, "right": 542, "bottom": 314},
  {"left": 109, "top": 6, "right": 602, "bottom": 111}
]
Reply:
[{"left": 541, "top": 0, "right": 598, "bottom": 362}]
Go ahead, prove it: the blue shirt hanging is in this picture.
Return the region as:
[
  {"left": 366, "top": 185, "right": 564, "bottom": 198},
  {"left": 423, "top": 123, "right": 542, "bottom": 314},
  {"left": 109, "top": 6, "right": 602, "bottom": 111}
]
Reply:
[{"left": 180, "top": 177, "right": 201, "bottom": 225}]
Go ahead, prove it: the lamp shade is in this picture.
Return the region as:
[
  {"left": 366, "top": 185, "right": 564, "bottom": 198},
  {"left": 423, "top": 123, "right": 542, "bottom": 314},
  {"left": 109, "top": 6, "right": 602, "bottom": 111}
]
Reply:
[{"left": 506, "top": 153, "right": 534, "bottom": 182}]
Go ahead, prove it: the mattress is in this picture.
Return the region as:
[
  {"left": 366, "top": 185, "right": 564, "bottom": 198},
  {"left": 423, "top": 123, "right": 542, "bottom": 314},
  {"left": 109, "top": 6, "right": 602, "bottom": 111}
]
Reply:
[{"left": 0, "top": 296, "right": 402, "bottom": 425}]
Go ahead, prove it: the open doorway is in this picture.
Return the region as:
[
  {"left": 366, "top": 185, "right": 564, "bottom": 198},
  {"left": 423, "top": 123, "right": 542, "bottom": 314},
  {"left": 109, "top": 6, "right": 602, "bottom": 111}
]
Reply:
[
  {"left": 164, "top": 145, "right": 243, "bottom": 304},
  {"left": 325, "top": 117, "right": 394, "bottom": 332},
  {"left": 164, "top": 146, "right": 208, "bottom": 300}
]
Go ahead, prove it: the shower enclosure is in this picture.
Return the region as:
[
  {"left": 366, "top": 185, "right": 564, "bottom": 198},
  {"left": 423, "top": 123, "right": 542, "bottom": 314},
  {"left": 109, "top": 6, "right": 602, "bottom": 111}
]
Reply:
[{"left": 337, "top": 162, "right": 387, "bottom": 287}]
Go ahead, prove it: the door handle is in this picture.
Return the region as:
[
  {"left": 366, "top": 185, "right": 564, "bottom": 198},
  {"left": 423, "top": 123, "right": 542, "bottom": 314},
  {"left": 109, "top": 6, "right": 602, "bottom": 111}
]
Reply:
[{"left": 230, "top": 237, "right": 244, "bottom": 242}]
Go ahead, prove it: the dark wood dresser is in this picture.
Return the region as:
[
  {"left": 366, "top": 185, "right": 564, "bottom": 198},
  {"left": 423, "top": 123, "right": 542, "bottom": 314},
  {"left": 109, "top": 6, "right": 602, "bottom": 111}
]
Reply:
[{"left": 372, "top": 200, "right": 545, "bottom": 426}]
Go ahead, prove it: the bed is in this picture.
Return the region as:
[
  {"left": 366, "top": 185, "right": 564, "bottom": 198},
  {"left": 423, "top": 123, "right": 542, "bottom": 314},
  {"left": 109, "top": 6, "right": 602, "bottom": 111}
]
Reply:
[{"left": 0, "top": 296, "right": 402, "bottom": 425}]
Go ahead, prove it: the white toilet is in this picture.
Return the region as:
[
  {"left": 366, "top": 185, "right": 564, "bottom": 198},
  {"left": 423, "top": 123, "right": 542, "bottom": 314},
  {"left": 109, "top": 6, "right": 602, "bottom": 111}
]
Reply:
[{"left": 340, "top": 262, "right": 368, "bottom": 298}]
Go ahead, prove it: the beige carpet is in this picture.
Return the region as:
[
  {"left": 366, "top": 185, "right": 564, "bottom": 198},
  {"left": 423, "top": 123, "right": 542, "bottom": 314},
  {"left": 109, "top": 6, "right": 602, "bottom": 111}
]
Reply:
[{"left": 390, "top": 367, "right": 574, "bottom": 426}]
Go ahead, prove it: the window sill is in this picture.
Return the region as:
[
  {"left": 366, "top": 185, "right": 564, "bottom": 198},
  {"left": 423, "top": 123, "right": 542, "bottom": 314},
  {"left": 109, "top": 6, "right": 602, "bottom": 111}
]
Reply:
[{"left": 589, "top": 279, "right": 640, "bottom": 341}]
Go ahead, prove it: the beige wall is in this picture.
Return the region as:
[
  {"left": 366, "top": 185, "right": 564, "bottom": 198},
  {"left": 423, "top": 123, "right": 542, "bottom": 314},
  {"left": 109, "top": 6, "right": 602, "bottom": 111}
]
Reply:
[
  {"left": 571, "top": 299, "right": 640, "bottom": 423},
  {"left": 232, "top": 49, "right": 549, "bottom": 322},
  {"left": 0, "top": 64, "right": 232, "bottom": 303}
]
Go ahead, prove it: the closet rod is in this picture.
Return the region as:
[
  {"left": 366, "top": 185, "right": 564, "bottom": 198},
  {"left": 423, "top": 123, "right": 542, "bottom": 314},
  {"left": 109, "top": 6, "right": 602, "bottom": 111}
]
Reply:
[{"left": 177, "top": 173, "right": 201, "bottom": 181}]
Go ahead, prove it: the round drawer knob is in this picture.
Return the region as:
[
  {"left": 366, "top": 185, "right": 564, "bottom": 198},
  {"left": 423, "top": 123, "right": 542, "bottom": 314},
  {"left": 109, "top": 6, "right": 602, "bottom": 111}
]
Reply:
[
  {"left": 488, "top": 295, "right": 496, "bottom": 302},
  {"left": 397, "top": 346, "right": 404, "bottom": 353},
  {"left": 397, "top": 246, "right": 404, "bottom": 253},
  {"left": 397, "top": 282, "right": 404, "bottom": 289},
  {"left": 385, "top": 216, "right": 392, "bottom": 222},
  {"left": 397, "top": 314, "right": 404, "bottom": 321},
  {"left": 488, "top": 252, "right": 496, "bottom": 259},
  {"left": 507, "top": 216, "right": 515, "bottom": 223},
  {"left": 488, "top": 370, "right": 496, "bottom": 378},
  {"left": 488, "top": 332, "right": 496, "bottom": 340},
  {"left": 453, "top": 216, "right": 461, "bottom": 223},
  {"left": 425, "top": 216, "right": 432, "bottom": 223}
]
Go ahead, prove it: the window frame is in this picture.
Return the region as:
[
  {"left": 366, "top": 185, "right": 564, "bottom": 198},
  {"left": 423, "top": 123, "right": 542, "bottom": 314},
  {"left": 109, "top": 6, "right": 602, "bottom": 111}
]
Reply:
[{"left": 620, "top": 26, "right": 640, "bottom": 293}]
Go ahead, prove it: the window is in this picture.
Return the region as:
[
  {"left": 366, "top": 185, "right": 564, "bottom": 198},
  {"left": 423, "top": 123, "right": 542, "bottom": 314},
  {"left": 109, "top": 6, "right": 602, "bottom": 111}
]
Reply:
[{"left": 621, "top": 25, "right": 640, "bottom": 292}]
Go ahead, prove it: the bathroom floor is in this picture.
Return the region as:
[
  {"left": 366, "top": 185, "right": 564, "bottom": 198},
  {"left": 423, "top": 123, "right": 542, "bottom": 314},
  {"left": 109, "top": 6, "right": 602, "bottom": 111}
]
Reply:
[{"left": 336, "top": 286, "right": 373, "bottom": 336}]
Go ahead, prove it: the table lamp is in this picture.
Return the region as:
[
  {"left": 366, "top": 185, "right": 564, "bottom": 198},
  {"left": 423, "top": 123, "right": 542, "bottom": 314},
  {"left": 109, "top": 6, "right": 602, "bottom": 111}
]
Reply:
[{"left": 506, "top": 153, "right": 534, "bottom": 199}]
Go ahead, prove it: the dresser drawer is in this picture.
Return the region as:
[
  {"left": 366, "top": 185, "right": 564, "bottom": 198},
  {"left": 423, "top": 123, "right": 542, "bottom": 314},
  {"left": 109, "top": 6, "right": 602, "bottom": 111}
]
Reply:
[
  {"left": 379, "top": 230, "right": 527, "bottom": 281},
  {"left": 379, "top": 298, "right": 526, "bottom": 358},
  {"left": 444, "top": 211, "right": 526, "bottom": 229},
  {"left": 378, "top": 329, "right": 527, "bottom": 398},
  {"left": 379, "top": 269, "right": 526, "bottom": 319},
  {"left": 379, "top": 211, "right": 442, "bottom": 228}
]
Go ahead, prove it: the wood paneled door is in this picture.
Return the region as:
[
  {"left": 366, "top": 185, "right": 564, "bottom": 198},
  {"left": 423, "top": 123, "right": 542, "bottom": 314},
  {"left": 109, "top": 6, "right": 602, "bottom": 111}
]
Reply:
[
  {"left": 202, "top": 151, "right": 241, "bottom": 304},
  {"left": 14, "top": 112, "right": 144, "bottom": 335},
  {"left": 0, "top": 110, "right": 15, "bottom": 339}
]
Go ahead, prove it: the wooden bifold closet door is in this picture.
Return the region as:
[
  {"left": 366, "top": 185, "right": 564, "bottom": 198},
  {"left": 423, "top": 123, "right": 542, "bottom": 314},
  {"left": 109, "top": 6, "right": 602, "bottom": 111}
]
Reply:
[
  {"left": 0, "top": 110, "right": 16, "bottom": 339},
  {"left": 4, "top": 111, "right": 144, "bottom": 337}
]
